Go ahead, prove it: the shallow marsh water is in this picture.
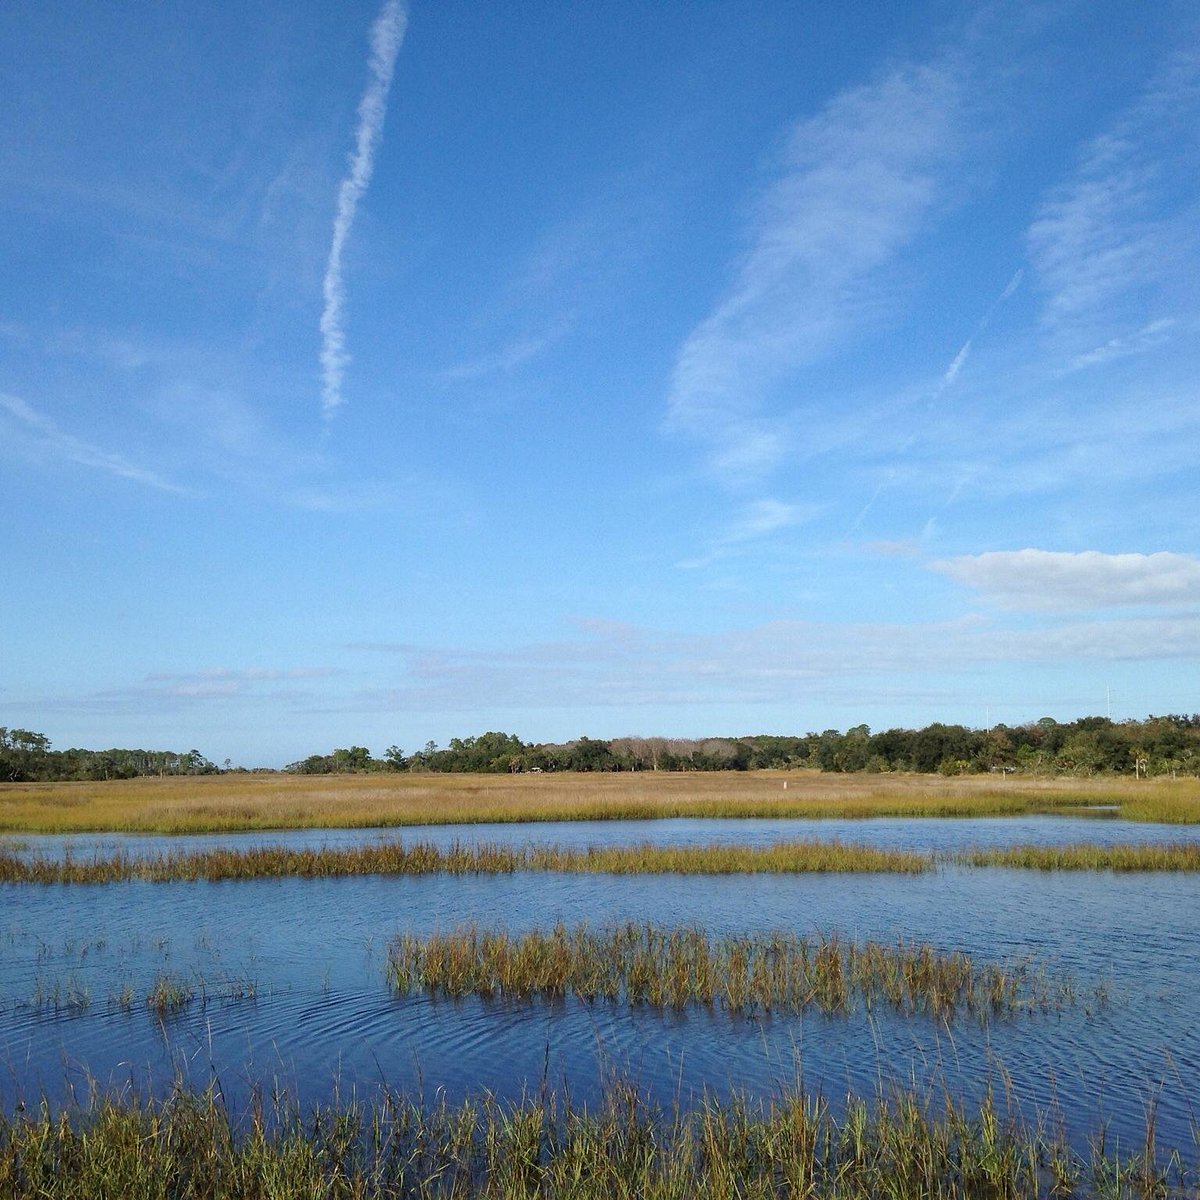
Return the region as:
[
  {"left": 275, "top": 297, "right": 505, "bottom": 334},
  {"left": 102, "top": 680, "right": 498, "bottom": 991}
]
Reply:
[{"left": 0, "top": 814, "right": 1197, "bottom": 1159}]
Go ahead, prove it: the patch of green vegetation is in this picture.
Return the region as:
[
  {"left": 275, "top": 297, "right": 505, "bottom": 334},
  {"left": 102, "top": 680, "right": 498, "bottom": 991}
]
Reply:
[
  {"left": 959, "top": 841, "right": 1200, "bottom": 871},
  {"left": 0, "top": 839, "right": 933, "bottom": 884},
  {"left": 0, "top": 1081, "right": 1187, "bottom": 1198},
  {"left": 388, "top": 922, "right": 1074, "bottom": 1022}
]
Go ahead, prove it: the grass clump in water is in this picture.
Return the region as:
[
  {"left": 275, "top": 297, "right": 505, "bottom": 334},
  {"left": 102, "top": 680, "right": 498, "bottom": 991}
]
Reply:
[
  {"left": 958, "top": 841, "right": 1200, "bottom": 871},
  {"left": 0, "top": 1081, "right": 1189, "bottom": 1198},
  {"left": 145, "top": 974, "right": 193, "bottom": 1015},
  {"left": 388, "top": 923, "right": 1063, "bottom": 1022},
  {"left": 0, "top": 838, "right": 932, "bottom": 885}
]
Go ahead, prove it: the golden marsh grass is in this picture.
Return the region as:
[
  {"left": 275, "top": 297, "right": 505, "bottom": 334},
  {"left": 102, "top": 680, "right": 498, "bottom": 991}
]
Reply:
[
  {"left": 387, "top": 922, "right": 1067, "bottom": 1021},
  {"left": 5, "top": 836, "right": 1200, "bottom": 885},
  {"left": 961, "top": 841, "right": 1200, "bottom": 871},
  {"left": 2, "top": 769, "right": 1199, "bottom": 833},
  {"left": 0, "top": 839, "right": 930, "bottom": 884}
]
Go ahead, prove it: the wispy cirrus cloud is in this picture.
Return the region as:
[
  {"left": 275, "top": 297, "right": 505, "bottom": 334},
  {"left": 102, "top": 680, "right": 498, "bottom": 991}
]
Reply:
[
  {"left": 26, "top": 667, "right": 345, "bottom": 713},
  {"left": 348, "top": 603, "right": 1200, "bottom": 717},
  {"left": 1065, "top": 317, "right": 1178, "bottom": 372},
  {"left": 0, "top": 392, "right": 189, "bottom": 494},
  {"left": 143, "top": 666, "right": 342, "bottom": 700},
  {"left": 320, "top": 0, "right": 408, "bottom": 418},
  {"left": 1028, "top": 48, "right": 1200, "bottom": 359},
  {"left": 666, "top": 62, "right": 962, "bottom": 487},
  {"left": 932, "top": 549, "right": 1200, "bottom": 612},
  {"left": 676, "top": 497, "right": 817, "bottom": 569},
  {"left": 438, "top": 329, "right": 564, "bottom": 383}
]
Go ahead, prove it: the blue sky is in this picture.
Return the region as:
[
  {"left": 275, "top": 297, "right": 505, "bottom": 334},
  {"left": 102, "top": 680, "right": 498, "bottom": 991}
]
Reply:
[{"left": 3, "top": 1, "right": 1199, "bottom": 766}]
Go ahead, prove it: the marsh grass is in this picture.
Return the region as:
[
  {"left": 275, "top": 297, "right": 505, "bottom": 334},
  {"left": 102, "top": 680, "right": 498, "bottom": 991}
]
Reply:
[
  {"left": 3, "top": 770, "right": 1199, "bottom": 834},
  {"left": 0, "top": 1080, "right": 1188, "bottom": 1199},
  {"left": 960, "top": 842, "right": 1200, "bottom": 871},
  {"left": 387, "top": 923, "right": 1066, "bottom": 1022},
  {"left": 0, "top": 839, "right": 932, "bottom": 884},
  {"left": 145, "top": 973, "right": 193, "bottom": 1015},
  {"left": 7, "top": 836, "right": 1200, "bottom": 885},
  {"left": 70, "top": 973, "right": 259, "bottom": 1017},
  {"left": 23, "top": 973, "right": 91, "bottom": 1015}
]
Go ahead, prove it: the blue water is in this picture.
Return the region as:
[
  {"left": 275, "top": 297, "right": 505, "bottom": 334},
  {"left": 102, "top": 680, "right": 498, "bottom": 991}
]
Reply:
[{"left": 0, "top": 815, "right": 1196, "bottom": 1158}]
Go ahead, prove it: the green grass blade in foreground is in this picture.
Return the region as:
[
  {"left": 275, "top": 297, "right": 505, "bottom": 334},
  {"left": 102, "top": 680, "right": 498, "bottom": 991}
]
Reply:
[
  {"left": 0, "top": 1080, "right": 1188, "bottom": 1198},
  {"left": 387, "top": 922, "right": 1078, "bottom": 1022}
]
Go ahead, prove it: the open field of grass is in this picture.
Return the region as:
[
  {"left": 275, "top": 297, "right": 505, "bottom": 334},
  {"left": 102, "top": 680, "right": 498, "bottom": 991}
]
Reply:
[
  {"left": 389, "top": 922, "right": 1070, "bottom": 1021},
  {"left": 1, "top": 1080, "right": 1183, "bottom": 1199},
  {"left": 2, "top": 770, "right": 1200, "bottom": 833}
]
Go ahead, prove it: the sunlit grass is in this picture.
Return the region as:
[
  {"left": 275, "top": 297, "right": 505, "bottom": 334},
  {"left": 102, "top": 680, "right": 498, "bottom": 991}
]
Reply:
[
  {"left": 2, "top": 1078, "right": 1182, "bottom": 1198},
  {"left": 387, "top": 922, "right": 1070, "bottom": 1022},
  {"left": 0, "top": 838, "right": 931, "bottom": 884},
  {"left": 7, "top": 835, "right": 1200, "bottom": 884},
  {"left": 960, "top": 841, "right": 1200, "bottom": 871},
  {"left": 2, "top": 770, "right": 1199, "bottom": 833}
]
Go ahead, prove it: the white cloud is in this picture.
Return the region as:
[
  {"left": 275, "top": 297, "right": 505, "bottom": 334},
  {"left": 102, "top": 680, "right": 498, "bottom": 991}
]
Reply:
[
  {"left": 438, "top": 330, "right": 562, "bottom": 382},
  {"left": 666, "top": 62, "right": 961, "bottom": 486},
  {"left": 1066, "top": 317, "right": 1177, "bottom": 371},
  {"left": 932, "top": 549, "right": 1200, "bottom": 611},
  {"left": 33, "top": 667, "right": 345, "bottom": 712},
  {"left": 0, "top": 392, "right": 188, "bottom": 493},
  {"left": 723, "top": 498, "right": 813, "bottom": 543},
  {"left": 347, "top": 604, "right": 1200, "bottom": 716},
  {"left": 1028, "top": 49, "right": 1200, "bottom": 352},
  {"left": 320, "top": 0, "right": 408, "bottom": 417},
  {"left": 677, "top": 497, "right": 816, "bottom": 568}
]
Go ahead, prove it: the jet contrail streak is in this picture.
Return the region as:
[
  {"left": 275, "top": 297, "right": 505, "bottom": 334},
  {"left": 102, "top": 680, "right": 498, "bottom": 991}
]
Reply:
[{"left": 320, "top": 0, "right": 408, "bottom": 418}]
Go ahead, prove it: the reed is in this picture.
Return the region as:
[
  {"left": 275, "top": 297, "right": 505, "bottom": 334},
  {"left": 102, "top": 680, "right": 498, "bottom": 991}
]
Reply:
[
  {"left": 0, "top": 1080, "right": 1188, "bottom": 1198},
  {"left": 958, "top": 841, "right": 1200, "bottom": 871},
  {"left": 4, "top": 770, "right": 1198, "bottom": 834},
  {"left": 145, "top": 973, "right": 193, "bottom": 1015},
  {"left": 0, "top": 838, "right": 932, "bottom": 885},
  {"left": 23, "top": 973, "right": 90, "bottom": 1014},
  {"left": 387, "top": 922, "right": 1066, "bottom": 1022}
]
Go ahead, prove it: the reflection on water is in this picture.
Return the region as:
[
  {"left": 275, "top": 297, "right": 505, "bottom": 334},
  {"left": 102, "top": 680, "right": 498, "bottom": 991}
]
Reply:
[{"left": 0, "top": 815, "right": 1197, "bottom": 1155}]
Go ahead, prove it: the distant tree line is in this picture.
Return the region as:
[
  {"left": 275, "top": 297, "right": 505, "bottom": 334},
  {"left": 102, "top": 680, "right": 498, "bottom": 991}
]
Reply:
[
  {"left": 7, "top": 715, "right": 1200, "bottom": 783},
  {"left": 0, "top": 727, "right": 218, "bottom": 783},
  {"left": 286, "top": 715, "right": 1200, "bottom": 779}
]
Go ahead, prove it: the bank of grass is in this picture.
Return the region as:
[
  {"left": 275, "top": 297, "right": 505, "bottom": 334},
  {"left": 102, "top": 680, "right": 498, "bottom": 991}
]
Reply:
[
  {"left": 2, "top": 770, "right": 1199, "bottom": 834},
  {"left": 0, "top": 1080, "right": 1183, "bottom": 1199},
  {"left": 8, "top": 837, "right": 1200, "bottom": 885},
  {"left": 388, "top": 922, "right": 1068, "bottom": 1021},
  {"left": 0, "top": 839, "right": 931, "bottom": 884},
  {"left": 961, "top": 841, "right": 1200, "bottom": 871}
]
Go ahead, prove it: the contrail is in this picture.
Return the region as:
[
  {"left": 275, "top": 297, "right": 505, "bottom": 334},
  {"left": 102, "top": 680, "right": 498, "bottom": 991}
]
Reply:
[
  {"left": 933, "top": 268, "right": 1023, "bottom": 399},
  {"left": 320, "top": 0, "right": 408, "bottom": 418}
]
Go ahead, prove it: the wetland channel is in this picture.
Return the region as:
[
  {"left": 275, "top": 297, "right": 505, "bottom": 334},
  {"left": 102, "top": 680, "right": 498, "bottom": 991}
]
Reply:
[{"left": 1, "top": 813, "right": 1196, "bottom": 1161}]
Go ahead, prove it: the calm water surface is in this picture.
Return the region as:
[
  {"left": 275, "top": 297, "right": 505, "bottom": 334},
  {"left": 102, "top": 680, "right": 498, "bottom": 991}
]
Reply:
[{"left": 1, "top": 815, "right": 1196, "bottom": 1157}]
